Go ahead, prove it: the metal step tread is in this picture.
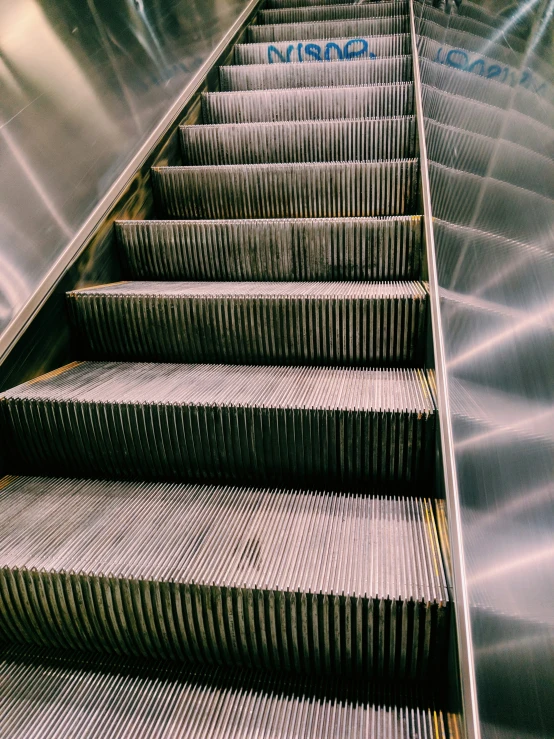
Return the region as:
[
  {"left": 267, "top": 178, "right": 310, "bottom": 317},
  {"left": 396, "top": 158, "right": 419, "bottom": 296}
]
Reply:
[
  {"left": 115, "top": 217, "right": 422, "bottom": 281},
  {"left": 67, "top": 280, "right": 428, "bottom": 365},
  {"left": 234, "top": 34, "right": 411, "bottom": 65},
  {"left": 259, "top": 2, "right": 409, "bottom": 24},
  {"left": 266, "top": 0, "right": 399, "bottom": 7},
  {"left": 202, "top": 83, "right": 414, "bottom": 123},
  {"left": 152, "top": 160, "right": 419, "bottom": 219},
  {"left": 220, "top": 56, "right": 412, "bottom": 91},
  {"left": 0, "top": 363, "right": 436, "bottom": 484},
  {"left": 0, "top": 476, "right": 448, "bottom": 675},
  {"left": 0, "top": 476, "right": 447, "bottom": 602},
  {"left": 248, "top": 16, "right": 409, "bottom": 43},
  {"left": 180, "top": 117, "right": 417, "bottom": 165},
  {"left": 0, "top": 646, "right": 449, "bottom": 738},
  {"left": 1, "top": 362, "right": 435, "bottom": 411},
  {"left": 69, "top": 280, "right": 428, "bottom": 299}
]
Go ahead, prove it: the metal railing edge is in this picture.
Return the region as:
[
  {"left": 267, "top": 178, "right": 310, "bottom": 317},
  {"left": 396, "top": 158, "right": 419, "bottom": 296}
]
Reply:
[{"left": 409, "top": 2, "right": 481, "bottom": 738}]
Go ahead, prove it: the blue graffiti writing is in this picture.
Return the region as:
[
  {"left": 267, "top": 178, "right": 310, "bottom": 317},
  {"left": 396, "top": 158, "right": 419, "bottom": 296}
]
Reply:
[
  {"left": 268, "top": 39, "right": 376, "bottom": 64},
  {"left": 434, "top": 47, "right": 548, "bottom": 96}
]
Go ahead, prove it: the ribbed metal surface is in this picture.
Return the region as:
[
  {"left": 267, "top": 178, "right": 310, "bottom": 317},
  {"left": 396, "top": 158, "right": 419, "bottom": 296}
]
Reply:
[
  {"left": 202, "top": 83, "right": 414, "bottom": 123},
  {"left": 153, "top": 160, "right": 419, "bottom": 219},
  {"left": 234, "top": 34, "right": 411, "bottom": 65},
  {"left": 115, "top": 217, "right": 422, "bottom": 281},
  {"left": 265, "top": 0, "right": 397, "bottom": 7},
  {"left": 0, "top": 363, "right": 436, "bottom": 484},
  {"left": 248, "top": 16, "right": 410, "bottom": 42},
  {"left": 220, "top": 56, "right": 413, "bottom": 91},
  {"left": 0, "top": 476, "right": 448, "bottom": 676},
  {"left": 181, "top": 118, "right": 417, "bottom": 165},
  {"left": 0, "top": 647, "right": 449, "bottom": 739},
  {"left": 67, "top": 281, "right": 429, "bottom": 366},
  {"left": 259, "top": 2, "right": 409, "bottom": 24}
]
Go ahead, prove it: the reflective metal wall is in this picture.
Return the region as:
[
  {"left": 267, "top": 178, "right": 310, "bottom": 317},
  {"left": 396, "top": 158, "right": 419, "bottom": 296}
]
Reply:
[
  {"left": 414, "top": 1, "right": 554, "bottom": 737},
  {"left": 0, "top": 0, "right": 251, "bottom": 357}
]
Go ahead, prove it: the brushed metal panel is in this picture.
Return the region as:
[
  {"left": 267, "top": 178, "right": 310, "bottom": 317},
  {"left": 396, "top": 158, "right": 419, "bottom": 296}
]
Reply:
[{"left": 414, "top": 0, "right": 554, "bottom": 737}]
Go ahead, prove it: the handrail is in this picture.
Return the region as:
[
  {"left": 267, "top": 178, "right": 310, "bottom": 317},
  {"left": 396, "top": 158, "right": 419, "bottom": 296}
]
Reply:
[{"left": 408, "top": 2, "right": 481, "bottom": 738}]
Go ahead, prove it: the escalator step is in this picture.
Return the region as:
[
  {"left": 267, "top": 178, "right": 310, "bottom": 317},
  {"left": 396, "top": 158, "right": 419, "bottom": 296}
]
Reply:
[
  {"left": 0, "top": 363, "right": 435, "bottom": 484},
  {"left": 0, "top": 646, "right": 449, "bottom": 738},
  {"left": 0, "top": 476, "right": 449, "bottom": 677},
  {"left": 266, "top": 0, "right": 397, "bottom": 7},
  {"left": 259, "top": 2, "right": 409, "bottom": 24},
  {"left": 67, "top": 281, "right": 428, "bottom": 366},
  {"left": 152, "top": 160, "right": 419, "bottom": 219},
  {"left": 220, "top": 56, "right": 412, "bottom": 90},
  {"left": 249, "top": 16, "right": 409, "bottom": 42},
  {"left": 115, "top": 217, "right": 422, "bottom": 281},
  {"left": 180, "top": 118, "right": 417, "bottom": 165},
  {"left": 234, "top": 34, "right": 411, "bottom": 65},
  {"left": 202, "top": 83, "right": 414, "bottom": 123}
]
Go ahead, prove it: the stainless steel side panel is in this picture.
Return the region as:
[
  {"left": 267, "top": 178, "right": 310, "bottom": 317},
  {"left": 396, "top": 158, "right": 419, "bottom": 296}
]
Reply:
[{"left": 414, "top": 1, "right": 554, "bottom": 737}]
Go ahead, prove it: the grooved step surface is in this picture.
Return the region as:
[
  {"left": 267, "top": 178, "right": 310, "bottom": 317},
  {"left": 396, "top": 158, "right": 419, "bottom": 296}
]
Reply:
[
  {"left": 0, "top": 363, "right": 436, "bottom": 484},
  {"left": 0, "top": 476, "right": 448, "bottom": 676},
  {"left": 67, "top": 281, "right": 428, "bottom": 366},
  {"left": 266, "top": 0, "right": 397, "bottom": 7},
  {"left": 0, "top": 647, "right": 449, "bottom": 738},
  {"left": 220, "top": 56, "right": 412, "bottom": 90},
  {"left": 234, "top": 35, "right": 411, "bottom": 65},
  {"left": 202, "top": 84, "right": 414, "bottom": 123},
  {"left": 259, "top": 2, "right": 409, "bottom": 24},
  {"left": 248, "top": 16, "right": 409, "bottom": 42},
  {"left": 116, "top": 217, "right": 422, "bottom": 281},
  {"left": 153, "top": 160, "right": 419, "bottom": 219},
  {"left": 180, "top": 118, "right": 416, "bottom": 165}
]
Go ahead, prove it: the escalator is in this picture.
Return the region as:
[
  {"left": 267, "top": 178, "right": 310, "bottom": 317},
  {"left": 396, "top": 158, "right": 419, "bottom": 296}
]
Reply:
[{"left": 0, "top": 1, "right": 457, "bottom": 736}]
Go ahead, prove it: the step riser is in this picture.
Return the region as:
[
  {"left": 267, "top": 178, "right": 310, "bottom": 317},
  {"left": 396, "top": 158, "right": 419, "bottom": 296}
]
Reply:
[
  {"left": 259, "top": 2, "right": 409, "bottom": 24},
  {"left": 234, "top": 35, "right": 411, "bottom": 65},
  {"left": 220, "top": 57, "right": 412, "bottom": 91},
  {"left": 0, "top": 571, "right": 446, "bottom": 679},
  {"left": 249, "top": 16, "right": 410, "bottom": 42},
  {"left": 153, "top": 161, "right": 419, "bottom": 219},
  {"left": 202, "top": 83, "right": 414, "bottom": 123},
  {"left": 181, "top": 118, "right": 417, "bottom": 165},
  {"left": 67, "top": 289, "right": 428, "bottom": 367},
  {"left": 0, "top": 400, "right": 434, "bottom": 484},
  {"left": 116, "top": 218, "right": 422, "bottom": 281}
]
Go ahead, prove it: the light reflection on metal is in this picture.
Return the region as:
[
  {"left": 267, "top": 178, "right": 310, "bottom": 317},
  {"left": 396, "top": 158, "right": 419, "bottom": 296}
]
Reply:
[{"left": 415, "top": 0, "right": 554, "bottom": 735}]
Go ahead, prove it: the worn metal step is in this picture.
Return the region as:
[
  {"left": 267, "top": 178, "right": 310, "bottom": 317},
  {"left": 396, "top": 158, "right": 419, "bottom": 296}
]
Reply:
[
  {"left": 0, "top": 475, "right": 449, "bottom": 677},
  {"left": 180, "top": 118, "right": 417, "bottom": 165},
  {"left": 234, "top": 34, "right": 411, "bottom": 65},
  {"left": 152, "top": 160, "right": 419, "bottom": 219},
  {"left": 265, "top": 0, "right": 397, "bottom": 7},
  {"left": 202, "top": 83, "right": 414, "bottom": 123},
  {"left": 0, "top": 646, "right": 450, "bottom": 739},
  {"left": 220, "top": 56, "right": 412, "bottom": 90},
  {"left": 67, "top": 281, "right": 428, "bottom": 366},
  {"left": 115, "top": 217, "right": 422, "bottom": 281},
  {"left": 248, "top": 16, "right": 410, "bottom": 42},
  {"left": 0, "top": 363, "right": 436, "bottom": 484},
  {"left": 259, "top": 2, "right": 409, "bottom": 24}
]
